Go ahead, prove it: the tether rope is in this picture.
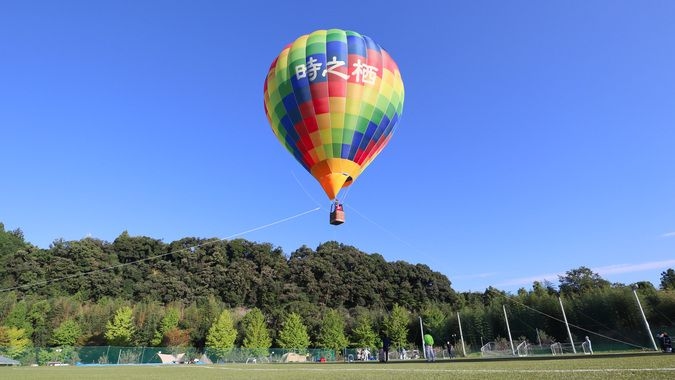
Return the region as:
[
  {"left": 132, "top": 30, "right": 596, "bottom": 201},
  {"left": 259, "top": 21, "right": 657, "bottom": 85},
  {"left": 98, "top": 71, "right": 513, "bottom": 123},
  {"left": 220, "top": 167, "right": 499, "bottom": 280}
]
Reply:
[
  {"left": 346, "top": 203, "right": 420, "bottom": 252},
  {"left": 290, "top": 170, "right": 322, "bottom": 208}
]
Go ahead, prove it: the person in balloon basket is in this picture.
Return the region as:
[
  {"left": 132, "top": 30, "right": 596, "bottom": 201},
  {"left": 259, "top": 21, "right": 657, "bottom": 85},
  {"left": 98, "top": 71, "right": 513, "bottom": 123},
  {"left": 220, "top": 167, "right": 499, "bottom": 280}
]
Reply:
[
  {"left": 658, "top": 332, "right": 672, "bottom": 353},
  {"left": 424, "top": 333, "right": 435, "bottom": 362}
]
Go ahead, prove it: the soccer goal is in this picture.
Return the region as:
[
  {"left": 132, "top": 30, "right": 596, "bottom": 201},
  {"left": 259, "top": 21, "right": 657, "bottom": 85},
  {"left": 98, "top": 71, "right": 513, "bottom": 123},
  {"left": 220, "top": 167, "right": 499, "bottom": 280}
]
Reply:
[
  {"left": 516, "top": 341, "right": 531, "bottom": 357},
  {"left": 480, "top": 341, "right": 512, "bottom": 357},
  {"left": 582, "top": 341, "right": 593, "bottom": 355},
  {"left": 550, "top": 342, "right": 563, "bottom": 355}
]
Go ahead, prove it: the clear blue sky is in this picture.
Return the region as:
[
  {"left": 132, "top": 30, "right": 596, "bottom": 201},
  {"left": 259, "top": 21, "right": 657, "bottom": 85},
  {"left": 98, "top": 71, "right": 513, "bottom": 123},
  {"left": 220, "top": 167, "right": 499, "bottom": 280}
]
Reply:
[{"left": 2, "top": 1, "right": 674, "bottom": 293}]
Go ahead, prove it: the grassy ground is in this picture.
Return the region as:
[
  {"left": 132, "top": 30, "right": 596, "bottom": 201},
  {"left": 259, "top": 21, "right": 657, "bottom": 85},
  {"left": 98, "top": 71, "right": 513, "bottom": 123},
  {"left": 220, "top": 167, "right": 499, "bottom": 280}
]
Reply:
[{"left": 1, "top": 353, "right": 673, "bottom": 379}]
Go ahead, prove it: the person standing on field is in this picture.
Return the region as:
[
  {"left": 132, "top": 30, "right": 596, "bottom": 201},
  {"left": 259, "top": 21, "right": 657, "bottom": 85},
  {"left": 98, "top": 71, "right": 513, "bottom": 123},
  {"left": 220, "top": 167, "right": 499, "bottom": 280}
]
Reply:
[
  {"left": 584, "top": 336, "right": 593, "bottom": 354},
  {"left": 659, "top": 332, "right": 672, "bottom": 353},
  {"left": 381, "top": 335, "right": 391, "bottom": 363},
  {"left": 424, "top": 333, "right": 435, "bottom": 362}
]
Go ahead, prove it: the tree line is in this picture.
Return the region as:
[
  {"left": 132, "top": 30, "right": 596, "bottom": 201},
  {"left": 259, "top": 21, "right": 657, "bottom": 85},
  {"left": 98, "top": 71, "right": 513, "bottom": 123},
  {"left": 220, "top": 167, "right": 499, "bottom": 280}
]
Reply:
[{"left": 0, "top": 222, "right": 674, "bottom": 359}]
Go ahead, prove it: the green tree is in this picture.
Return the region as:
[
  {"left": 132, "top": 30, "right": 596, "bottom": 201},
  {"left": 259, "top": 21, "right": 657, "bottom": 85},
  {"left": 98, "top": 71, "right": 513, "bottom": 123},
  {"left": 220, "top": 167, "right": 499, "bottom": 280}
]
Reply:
[
  {"left": 558, "top": 266, "right": 610, "bottom": 296},
  {"left": 0, "top": 326, "right": 32, "bottom": 358},
  {"left": 4, "top": 301, "right": 33, "bottom": 336},
  {"left": 277, "top": 312, "right": 310, "bottom": 352},
  {"left": 316, "top": 309, "right": 348, "bottom": 351},
  {"left": 133, "top": 300, "right": 164, "bottom": 347},
  {"left": 105, "top": 306, "right": 136, "bottom": 346},
  {"left": 660, "top": 268, "right": 675, "bottom": 290},
  {"left": 351, "top": 313, "right": 377, "bottom": 349},
  {"left": 205, "top": 309, "right": 238, "bottom": 358},
  {"left": 462, "top": 305, "right": 491, "bottom": 348},
  {"left": 150, "top": 306, "right": 181, "bottom": 346},
  {"left": 77, "top": 297, "right": 127, "bottom": 346},
  {"left": 421, "top": 303, "right": 446, "bottom": 338},
  {"left": 383, "top": 304, "right": 410, "bottom": 349},
  {"left": 183, "top": 295, "right": 223, "bottom": 348},
  {"left": 28, "top": 299, "right": 52, "bottom": 347},
  {"left": 50, "top": 319, "right": 82, "bottom": 346},
  {"left": 48, "top": 238, "right": 119, "bottom": 300},
  {"left": 0, "top": 225, "right": 28, "bottom": 298},
  {"left": 0, "top": 224, "right": 25, "bottom": 257},
  {"left": 242, "top": 308, "right": 272, "bottom": 356},
  {"left": 111, "top": 232, "right": 167, "bottom": 301},
  {"left": 161, "top": 307, "right": 180, "bottom": 333},
  {"left": 0, "top": 292, "right": 17, "bottom": 324}
]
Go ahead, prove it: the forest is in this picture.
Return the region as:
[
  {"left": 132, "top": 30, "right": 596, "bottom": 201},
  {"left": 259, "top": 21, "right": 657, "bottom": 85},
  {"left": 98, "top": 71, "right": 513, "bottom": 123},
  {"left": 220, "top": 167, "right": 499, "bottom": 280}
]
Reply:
[{"left": 1, "top": 222, "right": 674, "bottom": 358}]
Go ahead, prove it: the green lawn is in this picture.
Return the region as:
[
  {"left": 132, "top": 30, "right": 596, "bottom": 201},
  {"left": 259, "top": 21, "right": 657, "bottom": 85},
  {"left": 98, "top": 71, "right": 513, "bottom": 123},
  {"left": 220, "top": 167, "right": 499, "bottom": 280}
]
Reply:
[{"left": 1, "top": 353, "right": 673, "bottom": 380}]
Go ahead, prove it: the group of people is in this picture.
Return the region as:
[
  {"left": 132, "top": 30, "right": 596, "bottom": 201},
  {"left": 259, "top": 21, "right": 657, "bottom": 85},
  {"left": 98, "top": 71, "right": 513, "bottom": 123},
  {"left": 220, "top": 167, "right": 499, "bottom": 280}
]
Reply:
[
  {"left": 377, "top": 332, "right": 442, "bottom": 363},
  {"left": 378, "top": 335, "right": 410, "bottom": 362},
  {"left": 425, "top": 334, "right": 460, "bottom": 361},
  {"left": 355, "top": 348, "right": 371, "bottom": 361}
]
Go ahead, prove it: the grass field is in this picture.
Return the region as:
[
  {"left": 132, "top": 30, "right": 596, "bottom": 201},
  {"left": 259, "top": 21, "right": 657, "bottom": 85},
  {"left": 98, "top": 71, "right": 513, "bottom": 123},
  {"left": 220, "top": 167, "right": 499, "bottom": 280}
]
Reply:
[{"left": 1, "top": 353, "right": 673, "bottom": 379}]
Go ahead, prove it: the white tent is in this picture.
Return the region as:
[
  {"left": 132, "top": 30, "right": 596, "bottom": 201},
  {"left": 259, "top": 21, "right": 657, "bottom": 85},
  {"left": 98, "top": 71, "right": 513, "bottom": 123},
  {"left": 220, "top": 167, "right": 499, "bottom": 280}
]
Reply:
[
  {"left": 0, "top": 355, "right": 20, "bottom": 366},
  {"left": 157, "top": 352, "right": 186, "bottom": 364},
  {"left": 280, "top": 352, "right": 308, "bottom": 363}
]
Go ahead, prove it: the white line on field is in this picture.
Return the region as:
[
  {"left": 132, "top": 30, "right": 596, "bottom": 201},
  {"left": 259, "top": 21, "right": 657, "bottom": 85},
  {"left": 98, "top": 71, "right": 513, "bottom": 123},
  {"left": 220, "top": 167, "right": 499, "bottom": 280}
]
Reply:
[{"left": 196, "top": 366, "right": 675, "bottom": 373}]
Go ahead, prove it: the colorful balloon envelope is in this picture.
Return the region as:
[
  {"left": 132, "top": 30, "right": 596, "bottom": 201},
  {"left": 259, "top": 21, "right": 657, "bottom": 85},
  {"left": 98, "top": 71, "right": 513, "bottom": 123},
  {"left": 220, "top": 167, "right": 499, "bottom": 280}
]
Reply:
[{"left": 263, "top": 29, "right": 405, "bottom": 201}]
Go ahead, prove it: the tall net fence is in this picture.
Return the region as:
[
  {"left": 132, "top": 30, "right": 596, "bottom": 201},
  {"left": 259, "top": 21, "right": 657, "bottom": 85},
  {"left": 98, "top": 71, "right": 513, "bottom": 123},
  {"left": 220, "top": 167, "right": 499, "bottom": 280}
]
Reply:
[
  {"left": 0, "top": 340, "right": 652, "bottom": 366},
  {"left": 0, "top": 346, "right": 346, "bottom": 366}
]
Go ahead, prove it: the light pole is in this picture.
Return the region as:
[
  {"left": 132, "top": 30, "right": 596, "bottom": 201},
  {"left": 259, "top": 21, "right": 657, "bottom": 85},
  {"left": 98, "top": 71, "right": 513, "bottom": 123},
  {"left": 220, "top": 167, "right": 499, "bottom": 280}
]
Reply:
[
  {"left": 503, "top": 304, "right": 516, "bottom": 355},
  {"left": 457, "top": 312, "right": 467, "bottom": 357},
  {"left": 558, "top": 295, "right": 576, "bottom": 354},
  {"left": 419, "top": 316, "right": 426, "bottom": 359},
  {"left": 631, "top": 284, "right": 659, "bottom": 351}
]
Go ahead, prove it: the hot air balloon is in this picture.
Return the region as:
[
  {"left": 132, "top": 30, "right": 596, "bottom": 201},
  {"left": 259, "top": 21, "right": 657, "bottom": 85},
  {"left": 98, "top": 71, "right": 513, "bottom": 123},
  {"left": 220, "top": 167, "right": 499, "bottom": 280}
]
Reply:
[{"left": 263, "top": 29, "right": 404, "bottom": 224}]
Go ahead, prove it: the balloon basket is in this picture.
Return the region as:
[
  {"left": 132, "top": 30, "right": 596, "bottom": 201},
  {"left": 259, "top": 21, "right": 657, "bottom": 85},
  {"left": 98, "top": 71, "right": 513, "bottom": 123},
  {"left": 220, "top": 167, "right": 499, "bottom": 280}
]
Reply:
[{"left": 330, "top": 209, "right": 345, "bottom": 225}]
